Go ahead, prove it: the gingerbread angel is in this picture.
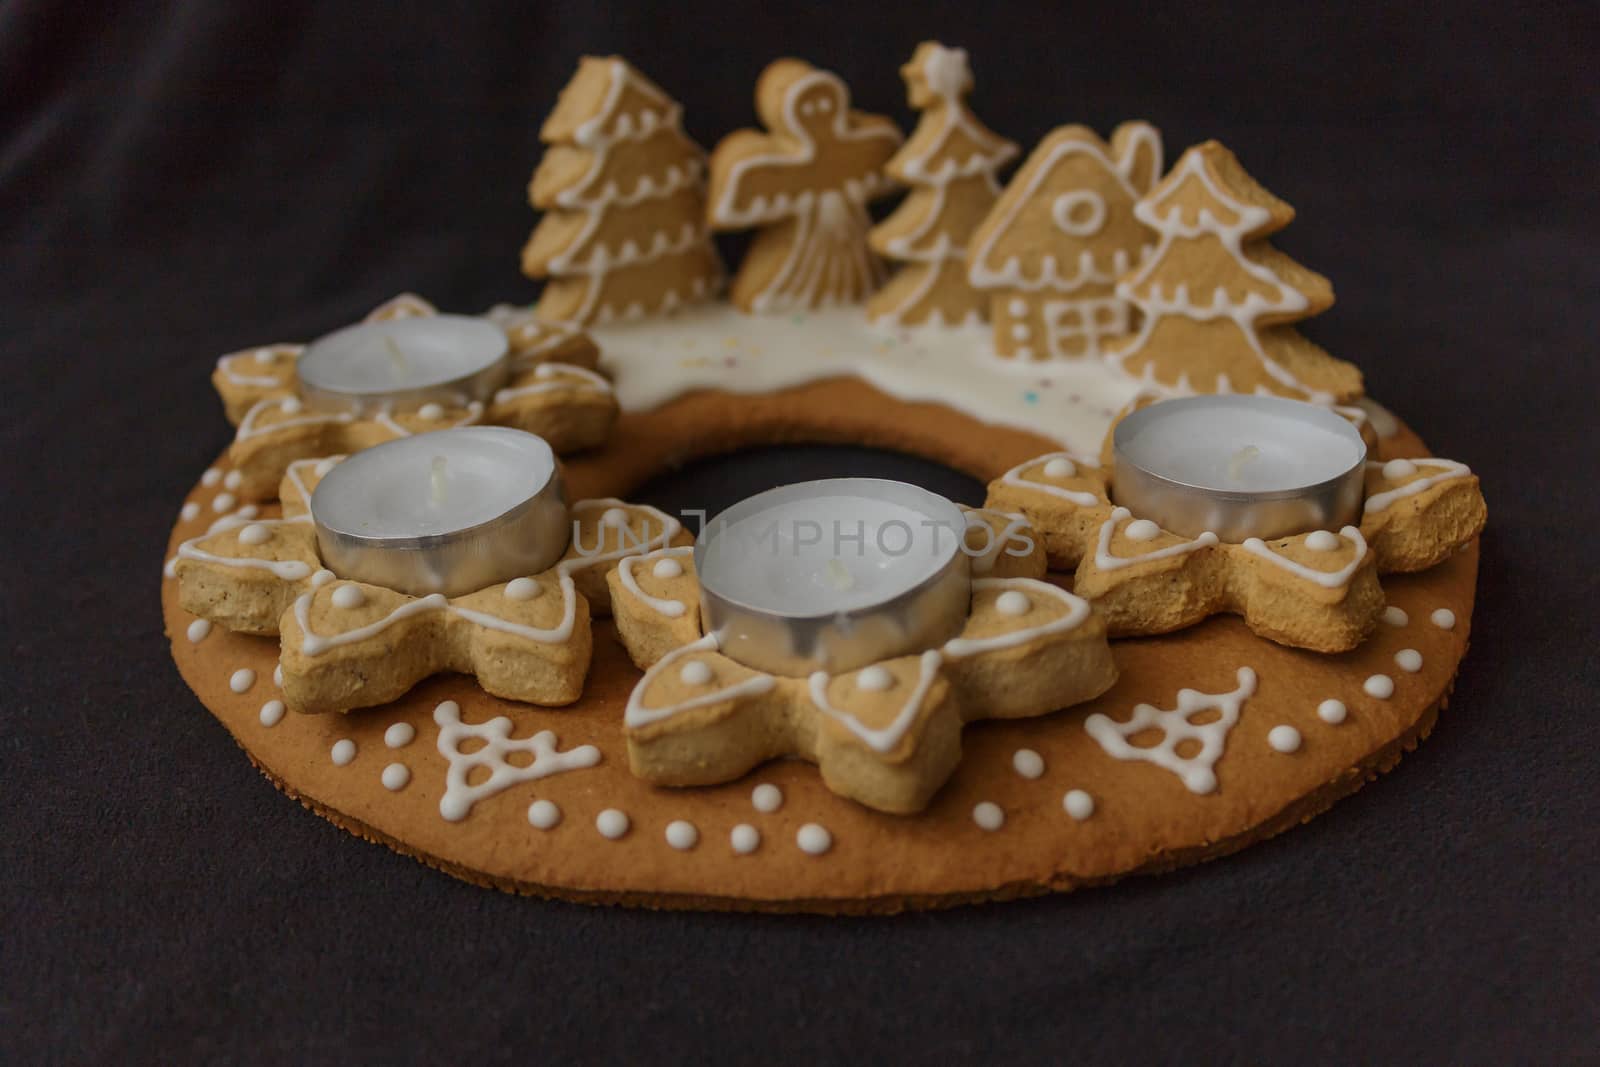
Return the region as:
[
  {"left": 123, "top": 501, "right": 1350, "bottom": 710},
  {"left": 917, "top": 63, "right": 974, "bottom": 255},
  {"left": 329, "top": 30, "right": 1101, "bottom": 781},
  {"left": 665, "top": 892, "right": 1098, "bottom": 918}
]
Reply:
[{"left": 707, "top": 59, "right": 902, "bottom": 313}]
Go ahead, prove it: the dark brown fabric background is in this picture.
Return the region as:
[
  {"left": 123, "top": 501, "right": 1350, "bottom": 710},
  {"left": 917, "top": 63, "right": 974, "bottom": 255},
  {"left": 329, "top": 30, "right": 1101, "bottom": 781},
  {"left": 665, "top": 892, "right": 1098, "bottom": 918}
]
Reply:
[{"left": 3, "top": 2, "right": 1596, "bottom": 1061}]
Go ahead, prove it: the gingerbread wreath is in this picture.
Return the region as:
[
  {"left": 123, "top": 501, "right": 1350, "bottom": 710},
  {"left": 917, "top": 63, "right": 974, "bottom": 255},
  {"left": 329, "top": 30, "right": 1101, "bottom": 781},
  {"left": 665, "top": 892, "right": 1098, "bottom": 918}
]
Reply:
[{"left": 163, "top": 42, "right": 1487, "bottom": 912}]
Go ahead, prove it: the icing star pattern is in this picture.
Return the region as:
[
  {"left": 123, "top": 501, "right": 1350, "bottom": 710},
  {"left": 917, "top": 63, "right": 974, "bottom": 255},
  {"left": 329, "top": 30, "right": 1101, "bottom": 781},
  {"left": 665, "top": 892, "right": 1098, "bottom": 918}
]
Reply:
[
  {"left": 211, "top": 294, "right": 618, "bottom": 501},
  {"left": 172, "top": 456, "right": 691, "bottom": 714},
  {"left": 606, "top": 509, "right": 1118, "bottom": 814}
]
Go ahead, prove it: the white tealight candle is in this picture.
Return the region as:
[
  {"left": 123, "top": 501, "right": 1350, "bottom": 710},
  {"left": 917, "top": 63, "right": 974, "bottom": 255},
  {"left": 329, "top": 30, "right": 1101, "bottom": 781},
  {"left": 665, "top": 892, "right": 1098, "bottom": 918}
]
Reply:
[
  {"left": 695, "top": 478, "right": 971, "bottom": 676},
  {"left": 310, "top": 427, "right": 568, "bottom": 597},
  {"left": 1112, "top": 396, "right": 1367, "bottom": 542},
  {"left": 296, "top": 314, "right": 509, "bottom": 415}
]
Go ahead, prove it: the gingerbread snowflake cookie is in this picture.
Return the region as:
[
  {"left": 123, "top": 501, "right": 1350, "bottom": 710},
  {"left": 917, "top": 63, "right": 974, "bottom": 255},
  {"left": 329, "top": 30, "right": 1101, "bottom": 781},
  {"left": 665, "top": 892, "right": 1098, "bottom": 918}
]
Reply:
[
  {"left": 211, "top": 295, "right": 616, "bottom": 501},
  {"left": 172, "top": 457, "right": 690, "bottom": 714},
  {"left": 606, "top": 509, "right": 1114, "bottom": 814}
]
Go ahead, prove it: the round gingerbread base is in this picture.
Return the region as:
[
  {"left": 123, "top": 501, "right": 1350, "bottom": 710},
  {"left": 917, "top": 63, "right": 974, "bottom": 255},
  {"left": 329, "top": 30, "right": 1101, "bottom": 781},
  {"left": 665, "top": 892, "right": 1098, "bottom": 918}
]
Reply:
[{"left": 163, "top": 380, "right": 1477, "bottom": 912}]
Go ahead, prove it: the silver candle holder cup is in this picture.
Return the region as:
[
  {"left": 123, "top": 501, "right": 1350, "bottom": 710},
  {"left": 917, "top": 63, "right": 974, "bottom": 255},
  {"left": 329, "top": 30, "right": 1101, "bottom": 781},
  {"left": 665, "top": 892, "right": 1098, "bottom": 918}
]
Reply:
[
  {"left": 296, "top": 314, "right": 511, "bottom": 416},
  {"left": 1112, "top": 395, "right": 1367, "bottom": 543},
  {"left": 695, "top": 478, "right": 973, "bottom": 677},
  {"left": 310, "top": 427, "right": 569, "bottom": 598}
]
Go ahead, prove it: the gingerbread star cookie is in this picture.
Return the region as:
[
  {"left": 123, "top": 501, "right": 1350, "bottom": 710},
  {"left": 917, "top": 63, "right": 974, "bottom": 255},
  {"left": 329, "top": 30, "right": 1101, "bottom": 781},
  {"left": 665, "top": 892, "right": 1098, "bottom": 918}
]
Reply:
[
  {"left": 211, "top": 295, "right": 616, "bottom": 502},
  {"left": 172, "top": 457, "right": 691, "bottom": 714}
]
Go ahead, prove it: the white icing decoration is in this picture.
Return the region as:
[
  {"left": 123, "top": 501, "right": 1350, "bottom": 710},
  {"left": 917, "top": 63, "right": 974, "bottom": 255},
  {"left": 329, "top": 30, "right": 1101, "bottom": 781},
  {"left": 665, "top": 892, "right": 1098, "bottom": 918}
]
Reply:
[
  {"left": 258, "top": 699, "right": 286, "bottom": 727},
  {"left": 493, "top": 362, "right": 614, "bottom": 405},
  {"left": 1012, "top": 749, "right": 1045, "bottom": 779},
  {"left": 173, "top": 515, "right": 314, "bottom": 583},
  {"left": 730, "top": 824, "right": 760, "bottom": 854},
  {"left": 1304, "top": 529, "right": 1341, "bottom": 551},
  {"left": 855, "top": 665, "right": 894, "bottom": 692},
  {"left": 1430, "top": 608, "right": 1456, "bottom": 631},
  {"left": 186, "top": 618, "right": 212, "bottom": 643},
  {"left": 625, "top": 634, "right": 777, "bottom": 729},
  {"left": 1382, "top": 605, "right": 1409, "bottom": 627},
  {"left": 384, "top": 722, "right": 415, "bottom": 748},
  {"left": 796, "top": 823, "right": 832, "bottom": 855},
  {"left": 331, "top": 739, "right": 356, "bottom": 766},
  {"left": 752, "top": 783, "right": 783, "bottom": 813},
  {"left": 212, "top": 492, "right": 236, "bottom": 513},
  {"left": 201, "top": 468, "right": 221, "bottom": 487},
  {"left": 665, "top": 820, "right": 699, "bottom": 850},
  {"left": 1241, "top": 526, "right": 1367, "bottom": 588},
  {"left": 1042, "top": 457, "right": 1075, "bottom": 479},
  {"left": 943, "top": 578, "right": 1091, "bottom": 658},
  {"left": 235, "top": 394, "right": 353, "bottom": 443},
  {"left": 223, "top": 470, "right": 242, "bottom": 491},
  {"left": 1267, "top": 725, "right": 1302, "bottom": 753},
  {"left": 330, "top": 584, "right": 366, "bottom": 609},
  {"left": 504, "top": 577, "right": 540, "bottom": 601},
  {"left": 1123, "top": 518, "right": 1161, "bottom": 542},
  {"left": 1395, "top": 649, "right": 1423, "bottom": 673},
  {"left": 280, "top": 396, "right": 302, "bottom": 415},
  {"left": 1363, "top": 458, "right": 1472, "bottom": 514},
  {"left": 1382, "top": 458, "right": 1418, "bottom": 480},
  {"left": 1095, "top": 507, "right": 1219, "bottom": 571},
  {"left": 1317, "top": 699, "right": 1347, "bottom": 724},
  {"left": 215, "top": 344, "right": 301, "bottom": 387},
  {"left": 652, "top": 557, "right": 684, "bottom": 579},
  {"left": 417, "top": 402, "right": 444, "bottom": 420},
  {"left": 527, "top": 799, "right": 561, "bottom": 829},
  {"left": 181, "top": 502, "right": 200, "bottom": 521},
  {"left": 995, "top": 590, "right": 1031, "bottom": 616},
  {"left": 273, "top": 663, "right": 283, "bottom": 688},
  {"left": 678, "top": 660, "right": 713, "bottom": 686},
  {"left": 596, "top": 809, "right": 630, "bottom": 840},
  {"left": 432, "top": 700, "right": 601, "bottom": 822},
  {"left": 601, "top": 507, "right": 629, "bottom": 528},
  {"left": 809, "top": 650, "right": 941, "bottom": 754},
  {"left": 972, "top": 802, "right": 1005, "bottom": 831},
  {"left": 311, "top": 569, "right": 335, "bottom": 587},
  {"left": 1051, "top": 189, "right": 1106, "bottom": 236},
  {"left": 1085, "top": 667, "right": 1257, "bottom": 795},
  {"left": 1063, "top": 789, "right": 1095, "bottom": 821},
  {"left": 1363, "top": 674, "right": 1395, "bottom": 699},
  {"left": 381, "top": 763, "right": 410, "bottom": 791},
  {"left": 999, "top": 451, "right": 1102, "bottom": 507},
  {"left": 237, "top": 505, "right": 259, "bottom": 519},
  {"left": 229, "top": 668, "right": 255, "bottom": 694},
  {"left": 615, "top": 546, "right": 692, "bottom": 619}
]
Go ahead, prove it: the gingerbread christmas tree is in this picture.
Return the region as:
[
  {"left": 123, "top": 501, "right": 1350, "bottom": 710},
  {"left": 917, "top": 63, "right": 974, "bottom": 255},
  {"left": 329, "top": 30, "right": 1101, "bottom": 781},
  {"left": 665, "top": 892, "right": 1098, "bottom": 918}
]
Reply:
[
  {"left": 707, "top": 59, "right": 902, "bottom": 313},
  {"left": 522, "top": 57, "right": 722, "bottom": 325},
  {"left": 1105, "top": 140, "right": 1363, "bottom": 401},
  {"left": 865, "top": 43, "right": 1017, "bottom": 328},
  {"left": 966, "top": 122, "right": 1162, "bottom": 361}
]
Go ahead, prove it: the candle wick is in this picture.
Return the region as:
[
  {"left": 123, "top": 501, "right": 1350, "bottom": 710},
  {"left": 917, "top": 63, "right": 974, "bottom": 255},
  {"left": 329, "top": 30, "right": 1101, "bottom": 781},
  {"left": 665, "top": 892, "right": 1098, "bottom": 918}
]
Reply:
[
  {"left": 824, "top": 558, "right": 855, "bottom": 591},
  {"left": 1226, "top": 445, "right": 1261, "bottom": 483},
  {"left": 384, "top": 335, "right": 410, "bottom": 379},
  {"left": 430, "top": 455, "right": 447, "bottom": 506}
]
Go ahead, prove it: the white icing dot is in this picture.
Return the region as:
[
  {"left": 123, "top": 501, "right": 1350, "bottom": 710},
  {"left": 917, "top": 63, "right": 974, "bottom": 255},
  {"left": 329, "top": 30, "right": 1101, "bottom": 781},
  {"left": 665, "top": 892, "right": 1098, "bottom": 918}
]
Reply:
[
  {"left": 180, "top": 502, "right": 200, "bottom": 521},
  {"left": 796, "top": 823, "right": 832, "bottom": 855},
  {"left": 995, "top": 590, "right": 1031, "bottom": 616},
  {"left": 504, "top": 576, "right": 540, "bottom": 601},
  {"left": 665, "top": 819, "right": 699, "bottom": 850},
  {"left": 381, "top": 762, "right": 410, "bottom": 791},
  {"left": 330, "top": 584, "right": 366, "bottom": 609},
  {"left": 1431, "top": 608, "right": 1457, "bottom": 631},
  {"left": 311, "top": 569, "right": 335, "bottom": 588},
  {"left": 1317, "top": 698, "right": 1348, "bottom": 724},
  {"left": 164, "top": 558, "right": 177, "bottom": 579},
  {"left": 223, "top": 470, "right": 243, "bottom": 491},
  {"left": 237, "top": 505, "right": 259, "bottom": 519},
  {"left": 1124, "top": 518, "right": 1161, "bottom": 542},
  {"left": 1012, "top": 748, "right": 1045, "bottom": 779},
  {"left": 384, "top": 722, "right": 415, "bottom": 748},
  {"left": 856, "top": 665, "right": 894, "bottom": 692},
  {"left": 258, "top": 699, "right": 286, "bottom": 727},
  {"left": 751, "top": 783, "right": 783, "bottom": 813},
  {"left": 600, "top": 507, "right": 629, "bottom": 528},
  {"left": 237, "top": 523, "right": 270, "bottom": 545},
  {"left": 1304, "top": 530, "right": 1341, "bottom": 551},
  {"left": 417, "top": 402, "right": 444, "bottom": 420},
  {"left": 1009, "top": 298, "right": 1028, "bottom": 316},
  {"left": 1382, "top": 458, "right": 1418, "bottom": 480},
  {"left": 186, "top": 618, "right": 212, "bottom": 643},
  {"left": 1063, "top": 789, "right": 1095, "bottom": 821},
  {"left": 652, "top": 557, "right": 684, "bottom": 579},
  {"left": 596, "top": 809, "right": 630, "bottom": 839},
  {"left": 201, "top": 468, "right": 222, "bottom": 487},
  {"left": 273, "top": 663, "right": 283, "bottom": 688},
  {"left": 212, "top": 492, "right": 237, "bottom": 513},
  {"left": 330, "top": 738, "right": 357, "bottom": 766},
  {"left": 1382, "top": 606, "right": 1409, "bottom": 627},
  {"left": 1268, "top": 725, "right": 1303, "bottom": 753},
  {"left": 1395, "top": 648, "right": 1423, "bottom": 673},
  {"left": 1364, "top": 674, "right": 1395, "bottom": 699},
  {"left": 1042, "top": 457, "right": 1075, "bottom": 479},
  {"left": 229, "top": 668, "right": 255, "bottom": 693},
  {"left": 527, "top": 799, "right": 561, "bottom": 829},
  {"left": 730, "top": 824, "right": 760, "bottom": 854},
  {"left": 678, "top": 660, "right": 713, "bottom": 686},
  {"left": 280, "top": 396, "right": 303, "bottom": 415},
  {"left": 1011, "top": 322, "right": 1031, "bottom": 342},
  {"left": 972, "top": 802, "right": 1005, "bottom": 831}
]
